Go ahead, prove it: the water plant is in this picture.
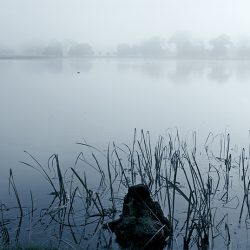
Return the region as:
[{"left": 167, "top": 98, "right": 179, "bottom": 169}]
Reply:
[{"left": 1, "top": 130, "right": 250, "bottom": 249}]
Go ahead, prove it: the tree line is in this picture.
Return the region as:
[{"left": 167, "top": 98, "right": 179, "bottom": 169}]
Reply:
[
  {"left": 2, "top": 33, "right": 250, "bottom": 59},
  {"left": 116, "top": 34, "right": 250, "bottom": 59}
]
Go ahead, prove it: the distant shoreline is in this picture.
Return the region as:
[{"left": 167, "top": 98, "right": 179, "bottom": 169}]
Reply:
[{"left": 1, "top": 55, "right": 250, "bottom": 61}]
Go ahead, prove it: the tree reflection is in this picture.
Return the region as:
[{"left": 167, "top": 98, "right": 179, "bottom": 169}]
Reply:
[
  {"left": 207, "top": 61, "right": 232, "bottom": 84},
  {"left": 117, "top": 60, "right": 165, "bottom": 79},
  {"left": 235, "top": 61, "right": 250, "bottom": 82},
  {"left": 116, "top": 59, "right": 250, "bottom": 85},
  {"left": 168, "top": 60, "right": 205, "bottom": 84},
  {"left": 21, "top": 59, "right": 63, "bottom": 74}
]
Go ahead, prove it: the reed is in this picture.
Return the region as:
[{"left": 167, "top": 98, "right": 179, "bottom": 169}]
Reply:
[{"left": 2, "top": 130, "right": 250, "bottom": 249}]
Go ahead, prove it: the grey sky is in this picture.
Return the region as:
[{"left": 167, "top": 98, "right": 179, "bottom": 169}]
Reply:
[{"left": 1, "top": 0, "right": 250, "bottom": 50}]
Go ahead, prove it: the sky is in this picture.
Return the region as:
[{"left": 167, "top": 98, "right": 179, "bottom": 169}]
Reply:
[{"left": 1, "top": 0, "right": 250, "bottom": 50}]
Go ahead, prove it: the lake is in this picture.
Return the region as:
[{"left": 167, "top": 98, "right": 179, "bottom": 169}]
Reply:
[{"left": 1, "top": 58, "right": 250, "bottom": 248}]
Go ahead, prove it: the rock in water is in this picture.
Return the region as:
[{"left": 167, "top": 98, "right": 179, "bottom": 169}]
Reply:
[{"left": 106, "top": 184, "right": 171, "bottom": 249}]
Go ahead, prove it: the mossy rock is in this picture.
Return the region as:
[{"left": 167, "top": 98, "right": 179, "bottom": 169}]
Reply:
[{"left": 107, "top": 184, "right": 172, "bottom": 249}]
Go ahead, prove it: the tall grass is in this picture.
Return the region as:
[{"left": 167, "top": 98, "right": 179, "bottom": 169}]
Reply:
[{"left": 1, "top": 130, "right": 250, "bottom": 249}]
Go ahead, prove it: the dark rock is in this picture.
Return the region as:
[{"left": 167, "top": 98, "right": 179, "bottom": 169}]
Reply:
[{"left": 106, "top": 184, "right": 171, "bottom": 249}]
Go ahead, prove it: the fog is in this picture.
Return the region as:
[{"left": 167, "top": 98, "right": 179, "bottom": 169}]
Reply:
[
  {"left": 1, "top": 0, "right": 250, "bottom": 51},
  {"left": 2, "top": 2, "right": 250, "bottom": 247}
]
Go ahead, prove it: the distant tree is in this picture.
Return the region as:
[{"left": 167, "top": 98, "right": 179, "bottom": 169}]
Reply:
[
  {"left": 117, "top": 44, "right": 132, "bottom": 56},
  {"left": 22, "top": 43, "right": 44, "bottom": 56},
  {"left": 0, "top": 48, "right": 14, "bottom": 56},
  {"left": 117, "top": 39, "right": 166, "bottom": 57},
  {"left": 237, "top": 38, "right": 250, "bottom": 58},
  {"left": 209, "top": 35, "right": 232, "bottom": 58},
  {"left": 130, "top": 44, "right": 140, "bottom": 56},
  {"left": 67, "top": 43, "right": 94, "bottom": 57},
  {"left": 43, "top": 42, "right": 63, "bottom": 57},
  {"left": 168, "top": 33, "right": 206, "bottom": 58},
  {"left": 116, "top": 43, "right": 140, "bottom": 56},
  {"left": 139, "top": 37, "right": 166, "bottom": 57}
]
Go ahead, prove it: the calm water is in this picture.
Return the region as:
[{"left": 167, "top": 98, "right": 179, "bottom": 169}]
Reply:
[
  {"left": 1, "top": 58, "right": 250, "bottom": 195},
  {"left": 2, "top": 58, "right": 250, "bottom": 248}
]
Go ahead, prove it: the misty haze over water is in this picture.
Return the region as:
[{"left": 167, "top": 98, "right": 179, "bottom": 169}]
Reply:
[
  {"left": 2, "top": 34, "right": 250, "bottom": 60},
  {"left": 2, "top": 0, "right": 250, "bottom": 197},
  {"left": 2, "top": 1, "right": 250, "bottom": 248},
  {"left": 0, "top": 0, "right": 250, "bottom": 193},
  {"left": 1, "top": 58, "right": 250, "bottom": 191},
  {"left": 2, "top": 0, "right": 250, "bottom": 58}
]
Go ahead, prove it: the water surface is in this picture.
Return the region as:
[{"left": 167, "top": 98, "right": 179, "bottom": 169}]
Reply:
[{"left": 1, "top": 58, "right": 250, "bottom": 196}]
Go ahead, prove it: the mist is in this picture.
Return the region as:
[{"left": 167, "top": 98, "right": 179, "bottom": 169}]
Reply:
[
  {"left": 3, "top": 1, "right": 250, "bottom": 249},
  {"left": 1, "top": 0, "right": 250, "bottom": 51}
]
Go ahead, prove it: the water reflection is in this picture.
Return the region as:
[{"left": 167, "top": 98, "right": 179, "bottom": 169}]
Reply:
[
  {"left": 20, "top": 59, "right": 64, "bottom": 74},
  {"left": 2, "top": 58, "right": 250, "bottom": 203},
  {"left": 207, "top": 61, "right": 232, "bottom": 84},
  {"left": 0, "top": 60, "right": 13, "bottom": 73},
  {"left": 69, "top": 59, "right": 92, "bottom": 73},
  {"left": 117, "top": 60, "right": 165, "bottom": 79},
  {"left": 168, "top": 60, "right": 204, "bottom": 84},
  {"left": 13, "top": 59, "right": 93, "bottom": 75},
  {"left": 236, "top": 61, "right": 250, "bottom": 82},
  {"left": 117, "top": 59, "right": 250, "bottom": 84}
]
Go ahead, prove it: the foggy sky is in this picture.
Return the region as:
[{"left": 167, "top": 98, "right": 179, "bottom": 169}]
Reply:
[{"left": 1, "top": 0, "right": 250, "bottom": 50}]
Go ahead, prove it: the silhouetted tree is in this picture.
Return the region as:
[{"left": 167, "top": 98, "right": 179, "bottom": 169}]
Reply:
[
  {"left": 117, "top": 38, "right": 167, "bottom": 57},
  {"left": 0, "top": 48, "right": 14, "bottom": 56},
  {"left": 22, "top": 43, "right": 44, "bottom": 56},
  {"left": 209, "top": 35, "right": 232, "bottom": 58},
  {"left": 117, "top": 43, "right": 132, "bottom": 56},
  {"left": 116, "top": 43, "right": 140, "bottom": 56},
  {"left": 237, "top": 38, "right": 250, "bottom": 59},
  {"left": 67, "top": 43, "right": 94, "bottom": 57},
  {"left": 139, "top": 37, "right": 166, "bottom": 57},
  {"left": 43, "top": 42, "right": 63, "bottom": 57},
  {"left": 168, "top": 33, "right": 206, "bottom": 58}
]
